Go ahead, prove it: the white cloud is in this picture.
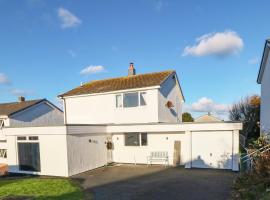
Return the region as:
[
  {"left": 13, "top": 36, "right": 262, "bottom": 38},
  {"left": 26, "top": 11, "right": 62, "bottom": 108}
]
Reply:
[
  {"left": 186, "top": 97, "right": 230, "bottom": 114},
  {"left": 10, "top": 89, "right": 33, "bottom": 96},
  {"left": 182, "top": 30, "right": 244, "bottom": 57},
  {"left": 111, "top": 46, "right": 119, "bottom": 52},
  {"left": 248, "top": 57, "right": 260, "bottom": 65},
  {"left": 67, "top": 49, "right": 76, "bottom": 57},
  {"left": 80, "top": 65, "right": 106, "bottom": 75},
  {"left": 0, "top": 73, "right": 10, "bottom": 84},
  {"left": 154, "top": 0, "right": 164, "bottom": 11},
  {"left": 57, "top": 7, "right": 81, "bottom": 29}
]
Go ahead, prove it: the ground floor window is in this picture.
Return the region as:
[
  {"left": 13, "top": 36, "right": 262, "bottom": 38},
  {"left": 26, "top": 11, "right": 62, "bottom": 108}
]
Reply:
[
  {"left": 124, "top": 133, "right": 148, "bottom": 146},
  {"left": 18, "top": 143, "right": 40, "bottom": 172},
  {"left": 0, "top": 149, "right": 7, "bottom": 158}
]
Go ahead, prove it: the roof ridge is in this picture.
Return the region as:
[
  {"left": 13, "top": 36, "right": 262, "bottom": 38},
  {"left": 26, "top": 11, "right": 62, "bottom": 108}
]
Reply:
[
  {"left": 83, "top": 70, "right": 175, "bottom": 86},
  {"left": 0, "top": 99, "right": 44, "bottom": 106}
]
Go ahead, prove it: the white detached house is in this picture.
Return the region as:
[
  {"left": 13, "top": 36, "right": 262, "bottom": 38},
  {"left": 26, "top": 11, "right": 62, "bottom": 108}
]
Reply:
[
  {"left": 1, "top": 64, "right": 242, "bottom": 177},
  {"left": 257, "top": 39, "right": 270, "bottom": 135},
  {"left": 60, "top": 63, "right": 184, "bottom": 124}
]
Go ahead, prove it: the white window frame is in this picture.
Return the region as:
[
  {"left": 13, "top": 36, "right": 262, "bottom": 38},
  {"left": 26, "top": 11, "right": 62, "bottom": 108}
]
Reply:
[
  {"left": 124, "top": 132, "right": 148, "bottom": 147},
  {"left": 115, "top": 94, "right": 123, "bottom": 108},
  {"left": 115, "top": 91, "right": 147, "bottom": 108}
]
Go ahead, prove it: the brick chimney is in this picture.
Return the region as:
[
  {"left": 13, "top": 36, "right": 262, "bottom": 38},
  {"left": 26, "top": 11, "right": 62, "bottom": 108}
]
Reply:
[
  {"left": 18, "top": 96, "right": 25, "bottom": 102},
  {"left": 128, "top": 63, "right": 136, "bottom": 76}
]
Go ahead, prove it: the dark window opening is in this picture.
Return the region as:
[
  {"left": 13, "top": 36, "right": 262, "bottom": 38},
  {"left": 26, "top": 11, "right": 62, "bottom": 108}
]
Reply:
[
  {"left": 125, "top": 133, "right": 140, "bottom": 146},
  {"left": 17, "top": 136, "right": 27, "bottom": 141},
  {"left": 124, "top": 133, "right": 148, "bottom": 146},
  {"left": 18, "top": 143, "right": 40, "bottom": 172},
  {"left": 141, "top": 133, "right": 148, "bottom": 146},
  {"left": 29, "top": 136, "right": 39, "bottom": 141}
]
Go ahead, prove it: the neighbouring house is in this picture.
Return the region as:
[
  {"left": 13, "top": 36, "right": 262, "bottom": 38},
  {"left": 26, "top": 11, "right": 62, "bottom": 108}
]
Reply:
[
  {"left": 257, "top": 39, "right": 270, "bottom": 135},
  {"left": 0, "top": 97, "right": 63, "bottom": 166},
  {"left": 1, "top": 63, "right": 242, "bottom": 177},
  {"left": 195, "top": 113, "right": 222, "bottom": 123}
]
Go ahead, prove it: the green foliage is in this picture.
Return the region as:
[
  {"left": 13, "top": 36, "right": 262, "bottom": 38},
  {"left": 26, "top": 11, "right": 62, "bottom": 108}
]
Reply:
[
  {"left": 249, "top": 136, "right": 269, "bottom": 149},
  {"left": 233, "top": 137, "right": 270, "bottom": 200},
  {"left": 182, "top": 112, "right": 194, "bottom": 122},
  {"left": 0, "top": 178, "right": 84, "bottom": 200},
  {"left": 229, "top": 95, "right": 260, "bottom": 141}
]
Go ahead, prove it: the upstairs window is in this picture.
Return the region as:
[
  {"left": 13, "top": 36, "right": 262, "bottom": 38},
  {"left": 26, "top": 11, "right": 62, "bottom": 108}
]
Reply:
[
  {"left": 140, "top": 92, "right": 147, "bottom": 106},
  {"left": 116, "top": 94, "right": 122, "bottom": 108},
  {"left": 116, "top": 91, "right": 147, "bottom": 108},
  {"left": 124, "top": 92, "right": 139, "bottom": 108}
]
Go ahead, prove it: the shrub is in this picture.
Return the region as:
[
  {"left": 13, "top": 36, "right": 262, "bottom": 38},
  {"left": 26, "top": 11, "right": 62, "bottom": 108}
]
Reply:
[{"left": 233, "top": 137, "right": 270, "bottom": 199}]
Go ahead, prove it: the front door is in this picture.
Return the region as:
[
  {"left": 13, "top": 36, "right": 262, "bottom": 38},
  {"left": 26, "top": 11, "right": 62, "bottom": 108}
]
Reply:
[{"left": 173, "top": 141, "right": 181, "bottom": 166}]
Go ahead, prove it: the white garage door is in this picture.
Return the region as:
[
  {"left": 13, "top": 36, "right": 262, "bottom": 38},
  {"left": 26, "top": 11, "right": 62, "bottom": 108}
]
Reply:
[{"left": 191, "top": 131, "right": 233, "bottom": 169}]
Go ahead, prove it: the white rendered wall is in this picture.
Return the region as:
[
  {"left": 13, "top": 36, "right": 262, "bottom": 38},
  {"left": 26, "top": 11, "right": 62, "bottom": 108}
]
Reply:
[
  {"left": 66, "top": 133, "right": 110, "bottom": 176},
  {"left": 112, "top": 132, "right": 188, "bottom": 165},
  {"left": 158, "top": 74, "right": 184, "bottom": 123},
  {"left": 64, "top": 89, "right": 159, "bottom": 124},
  {"left": 4, "top": 126, "right": 69, "bottom": 177},
  {"left": 261, "top": 51, "right": 270, "bottom": 134}
]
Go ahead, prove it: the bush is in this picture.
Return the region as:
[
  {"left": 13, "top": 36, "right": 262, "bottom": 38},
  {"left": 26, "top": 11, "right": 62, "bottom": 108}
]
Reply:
[{"left": 233, "top": 137, "right": 270, "bottom": 199}]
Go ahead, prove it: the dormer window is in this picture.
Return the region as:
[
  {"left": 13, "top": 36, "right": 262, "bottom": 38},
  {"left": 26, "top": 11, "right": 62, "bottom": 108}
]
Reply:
[{"left": 116, "top": 91, "right": 147, "bottom": 108}]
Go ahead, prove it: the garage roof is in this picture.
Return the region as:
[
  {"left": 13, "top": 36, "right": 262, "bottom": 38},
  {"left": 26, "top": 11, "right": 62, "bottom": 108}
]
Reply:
[{"left": 0, "top": 99, "right": 45, "bottom": 117}]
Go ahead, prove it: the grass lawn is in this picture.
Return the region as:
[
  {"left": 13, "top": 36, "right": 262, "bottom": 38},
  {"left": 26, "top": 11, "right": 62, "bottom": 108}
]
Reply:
[{"left": 0, "top": 178, "right": 84, "bottom": 200}]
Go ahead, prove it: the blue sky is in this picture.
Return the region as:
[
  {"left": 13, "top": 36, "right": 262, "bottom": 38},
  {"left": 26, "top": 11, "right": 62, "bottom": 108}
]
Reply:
[{"left": 0, "top": 0, "right": 269, "bottom": 119}]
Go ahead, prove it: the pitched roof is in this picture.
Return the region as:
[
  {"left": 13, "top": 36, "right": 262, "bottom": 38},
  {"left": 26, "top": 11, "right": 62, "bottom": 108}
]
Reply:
[
  {"left": 257, "top": 39, "right": 270, "bottom": 84},
  {"left": 0, "top": 99, "right": 44, "bottom": 117},
  {"left": 59, "top": 70, "right": 175, "bottom": 97},
  {"left": 195, "top": 114, "right": 222, "bottom": 123}
]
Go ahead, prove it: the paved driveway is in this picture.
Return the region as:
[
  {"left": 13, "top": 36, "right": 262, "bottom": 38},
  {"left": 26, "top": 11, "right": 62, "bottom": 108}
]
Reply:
[{"left": 72, "top": 164, "right": 236, "bottom": 200}]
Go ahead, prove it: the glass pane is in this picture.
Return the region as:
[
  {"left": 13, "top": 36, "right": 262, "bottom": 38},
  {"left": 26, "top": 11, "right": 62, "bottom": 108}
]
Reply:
[
  {"left": 116, "top": 95, "right": 122, "bottom": 108},
  {"left": 18, "top": 143, "right": 41, "bottom": 172},
  {"left": 17, "top": 136, "right": 26, "bottom": 141},
  {"left": 29, "top": 136, "right": 39, "bottom": 141},
  {"left": 123, "top": 93, "right": 138, "bottom": 107},
  {"left": 0, "top": 149, "right": 7, "bottom": 158},
  {"left": 141, "top": 133, "right": 148, "bottom": 146},
  {"left": 140, "top": 92, "right": 146, "bottom": 106},
  {"left": 125, "top": 133, "right": 139, "bottom": 146}
]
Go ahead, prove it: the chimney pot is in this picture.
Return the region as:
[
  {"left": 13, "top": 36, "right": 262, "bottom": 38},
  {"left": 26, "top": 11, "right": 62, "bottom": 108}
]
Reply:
[
  {"left": 128, "top": 62, "right": 136, "bottom": 76},
  {"left": 18, "top": 96, "right": 25, "bottom": 102}
]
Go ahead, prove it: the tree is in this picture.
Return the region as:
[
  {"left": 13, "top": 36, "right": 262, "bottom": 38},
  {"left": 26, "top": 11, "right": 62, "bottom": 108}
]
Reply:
[
  {"left": 229, "top": 95, "right": 260, "bottom": 141},
  {"left": 182, "top": 112, "right": 194, "bottom": 122}
]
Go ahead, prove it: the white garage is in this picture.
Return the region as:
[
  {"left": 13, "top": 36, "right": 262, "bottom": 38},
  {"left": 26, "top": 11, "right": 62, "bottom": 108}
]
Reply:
[{"left": 191, "top": 131, "right": 233, "bottom": 170}]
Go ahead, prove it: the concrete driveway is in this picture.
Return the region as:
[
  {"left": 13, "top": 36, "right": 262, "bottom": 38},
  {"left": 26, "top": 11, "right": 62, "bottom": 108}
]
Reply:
[{"left": 72, "top": 164, "right": 236, "bottom": 200}]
